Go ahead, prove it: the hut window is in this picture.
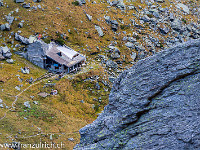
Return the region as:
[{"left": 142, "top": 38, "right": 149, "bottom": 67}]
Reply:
[{"left": 57, "top": 52, "right": 62, "bottom": 56}]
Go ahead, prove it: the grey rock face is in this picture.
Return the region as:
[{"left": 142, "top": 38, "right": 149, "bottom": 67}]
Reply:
[
  {"left": 74, "top": 39, "right": 200, "bottom": 150},
  {"left": 130, "top": 52, "right": 136, "bottom": 61},
  {"left": 111, "top": 51, "right": 120, "bottom": 59},
  {"left": 15, "top": 86, "right": 21, "bottom": 91},
  {"left": 152, "top": 10, "right": 160, "bottom": 18},
  {"left": 110, "top": 0, "right": 119, "bottom": 6},
  {"left": 0, "top": 56, "right": 5, "bottom": 60},
  {"left": 37, "top": 4, "right": 41, "bottom": 9},
  {"left": 0, "top": 104, "right": 3, "bottom": 108},
  {"left": 110, "top": 47, "right": 120, "bottom": 59},
  {"left": 109, "top": 0, "right": 125, "bottom": 9},
  {"left": 21, "top": 67, "right": 30, "bottom": 74},
  {"left": 135, "top": 44, "right": 145, "bottom": 51},
  {"left": 169, "top": 13, "right": 174, "bottom": 21}
]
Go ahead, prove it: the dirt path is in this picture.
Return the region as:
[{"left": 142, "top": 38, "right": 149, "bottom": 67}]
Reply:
[
  {"left": 0, "top": 61, "right": 95, "bottom": 121},
  {"left": 0, "top": 65, "right": 91, "bottom": 121},
  {"left": 0, "top": 64, "right": 97, "bottom": 142},
  {"left": 0, "top": 74, "right": 58, "bottom": 121}
]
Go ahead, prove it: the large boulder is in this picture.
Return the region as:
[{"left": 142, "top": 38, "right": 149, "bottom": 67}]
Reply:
[
  {"left": 0, "top": 0, "right": 3, "bottom": 6},
  {"left": 95, "top": 25, "right": 104, "bottom": 37},
  {"left": 6, "top": 15, "right": 14, "bottom": 25},
  {"left": 6, "top": 59, "right": 14, "bottom": 64},
  {"left": 24, "top": 41, "right": 49, "bottom": 69},
  {"left": 0, "top": 24, "right": 6, "bottom": 31},
  {"left": 106, "top": 60, "right": 118, "bottom": 69},
  {"left": 1, "top": 46, "right": 12, "bottom": 59},
  {"left": 104, "top": 16, "right": 111, "bottom": 24},
  {"left": 176, "top": 3, "right": 190, "bottom": 14},
  {"left": 156, "top": 0, "right": 165, "bottom": 3},
  {"left": 86, "top": 14, "right": 92, "bottom": 21},
  {"left": 110, "top": 20, "right": 118, "bottom": 32},
  {"left": 5, "top": 23, "right": 10, "bottom": 31},
  {"left": 0, "top": 23, "right": 10, "bottom": 31},
  {"left": 76, "top": 0, "right": 86, "bottom": 5},
  {"left": 14, "top": 0, "right": 24, "bottom": 3},
  {"left": 74, "top": 39, "right": 200, "bottom": 149},
  {"left": 125, "top": 42, "right": 135, "bottom": 49},
  {"left": 159, "top": 25, "right": 170, "bottom": 34},
  {"left": 0, "top": 48, "right": 5, "bottom": 60},
  {"left": 22, "top": 3, "right": 31, "bottom": 9},
  {"left": 110, "top": 47, "right": 120, "bottom": 59},
  {"left": 171, "top": 19, "right": 183, "bottom": 32},
  {"left": 33, "top": 0, "right": 42, "bottom": 2},
  {"left": 15, "top": 33, "right": 30, "bottom": 44}
]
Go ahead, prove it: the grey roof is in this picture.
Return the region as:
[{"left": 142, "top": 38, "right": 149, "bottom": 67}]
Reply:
[{"left": 46, "top": 45, "right": 85, "bottom": 67}]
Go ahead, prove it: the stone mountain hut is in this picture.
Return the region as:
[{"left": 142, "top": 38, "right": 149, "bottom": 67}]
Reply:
[{"left": 23, "top": 41, "right": 86, "bottom": 73}]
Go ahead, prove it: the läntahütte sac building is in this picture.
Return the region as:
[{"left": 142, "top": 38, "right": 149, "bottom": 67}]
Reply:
[{"left": 23, "top": 41, "right": 86, "bottom": 73}]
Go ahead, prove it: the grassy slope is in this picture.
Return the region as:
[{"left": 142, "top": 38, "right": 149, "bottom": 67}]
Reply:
[
  {"left": 0, "top": 0, "right": 199, "bottom": 149},
  {"left": 0, "top": 54, "right": 110, "bottom": 150}
]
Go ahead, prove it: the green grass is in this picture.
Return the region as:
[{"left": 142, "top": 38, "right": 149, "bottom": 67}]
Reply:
[{"left": 18, "top": 104, "right": 56, "bottom": 122}]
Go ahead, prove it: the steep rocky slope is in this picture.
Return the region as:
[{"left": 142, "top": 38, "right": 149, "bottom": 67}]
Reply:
[{"left": 75, "top": 39, "right": 200, "bottom": 149}]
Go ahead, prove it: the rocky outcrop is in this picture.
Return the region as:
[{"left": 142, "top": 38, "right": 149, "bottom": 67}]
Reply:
[
  {"left": 95, "top": 25, "right": 104, "bottom": 37},
  {"left": 0, "top": 23, "right": 10, "bottom": 31},
  {"left": 74, "top": 39, "right": 200, "bottom": 150},
  {"left": 0, "top": 0, "right": 3, "bottom": 6},
  {"left": 14, "top": 0, "right": 24, "bottom": 3},
  {"left": 0, "top": 46, "right": 12, "bottom": 60},
  {"left": 15, "top": 33, "right": 30, "bottom": 45},
  {"left": 23, "top": 41, "right": 49, "bottom": 69}
]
